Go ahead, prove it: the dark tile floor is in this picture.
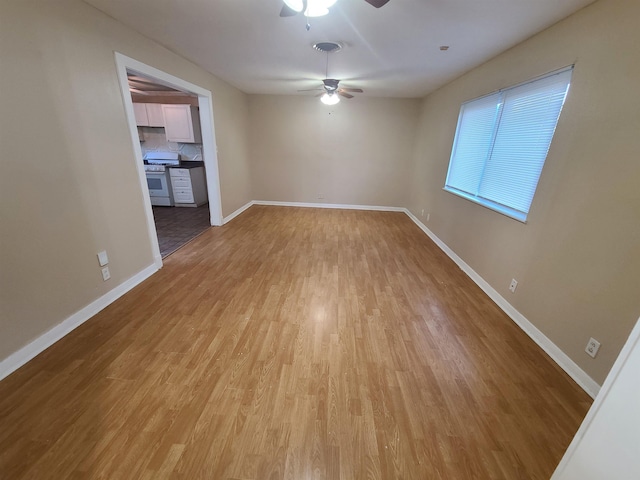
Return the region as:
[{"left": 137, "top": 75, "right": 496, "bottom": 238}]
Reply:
[{"left": 152, "top": 204, "right": 211, "bottom": 258}]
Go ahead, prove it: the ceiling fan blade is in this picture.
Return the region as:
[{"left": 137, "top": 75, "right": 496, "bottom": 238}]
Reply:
[
  {"left": 363, "top": 0, "right": 390, "bottom": 7},
  {"left": 297, "top": 88, "right": 324, "bottom": 92},
  {"left": 338, "top": 92, "right": 354, "bottom": 99},
  {"left": 340, "top": 87, "right": 364, "bottom": 93},
  {"left": 280, "top": 3, "right": 297, "bottom": 17}
]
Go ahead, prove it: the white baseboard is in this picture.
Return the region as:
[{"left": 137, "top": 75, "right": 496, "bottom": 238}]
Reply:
[
  {"left": 223, "top": 200, "right": 406, "bottom": 222},
  {"left": 403, "top": 209, "right": 600, "bottom": 399},
  {"left": 253, "top": 200, "right": 406, "bottom": 212},
  {"left": 0, "top": 263, "right": 158, "bottom": 382},
  {"left": 223, "top": 200, "right": 255, "bottom": 224}
]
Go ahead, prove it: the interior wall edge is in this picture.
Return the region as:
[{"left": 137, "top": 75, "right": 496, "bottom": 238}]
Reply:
[
  {"left": 0, "top": 263, "right": 159, "bottom": 382},
  {"left": 550, "top": 314, "right": 640, "bottom": 478},
  {"left": 404, "top": 208, "right": 601, "bottom": 399},
  {"left": 223, "top": 201, "right": 255, "bottom": 225}
]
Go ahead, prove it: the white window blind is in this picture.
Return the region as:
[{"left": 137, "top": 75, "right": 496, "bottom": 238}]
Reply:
[{"left": 444, "top": 67, "right": 573, "bottom": 222}]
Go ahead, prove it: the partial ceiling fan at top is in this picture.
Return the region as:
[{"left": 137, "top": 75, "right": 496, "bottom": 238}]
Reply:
[{"left": 280, "top": 0, "right": 390, "bottom": 18}]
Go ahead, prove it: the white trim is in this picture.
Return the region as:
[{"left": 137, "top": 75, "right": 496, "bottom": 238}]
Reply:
[
  {"left": 0, "top": 264, "right": 158, "bottom": 382},
  {"left": 114, "top": 54, "right": 223, "bottom": 248},
  {"left": 196, "top": 95, "right": 223, "bottom": 226},
  {"left": 404, "top": 209, "right": 600, "bottom": 399},
  {"left": 223, "top": 201, "right": 255, "bottom": 224},
  {"left": 114, "top": 55, "right": 163, "bottom": 268},
  {"left": 253, "top": 200, "right": 405, "bottom": 212},
  {"left": 443, "top": 186, "right": 528, "bottom": 223},
  {"left": 222, "top": 200, "right": 406, "bottom": 224}
]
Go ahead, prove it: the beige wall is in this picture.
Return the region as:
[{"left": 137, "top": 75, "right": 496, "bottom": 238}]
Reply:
[
  {"left": 249, "top": 95, "right": 419, "bottom": 207},
  {"left": 408, "top": 0, "right": 640, "bottom": 384},
  {"left": 0, "top": 0, "right": 251, "bottom": 361}
]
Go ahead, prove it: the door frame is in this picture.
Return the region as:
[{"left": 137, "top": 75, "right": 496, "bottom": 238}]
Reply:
[{"left": 114, "top": 52, "right": 223, "bottom": 267}]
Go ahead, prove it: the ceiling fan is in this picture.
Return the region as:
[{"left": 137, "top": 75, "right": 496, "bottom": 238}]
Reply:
[
  {"left": 298, "top": 43, "right": 364, "bottom": 104},
  {"left": 300, "top": 79, "right": 363, "bottom": 104},
  {"left": 280, "top": 0, "right": 390, "bottom": 18}
]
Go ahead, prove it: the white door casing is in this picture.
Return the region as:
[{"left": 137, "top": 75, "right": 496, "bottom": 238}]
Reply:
[{"left": 114, "top": 52, "right": 223, "bottom": 267}]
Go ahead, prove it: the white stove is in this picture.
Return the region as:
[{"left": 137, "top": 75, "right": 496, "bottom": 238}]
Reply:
[
  {"left": 144, "top": 152, "right": 181, "bottom": 169},
  {"left": 144, "top": 164, "right": 168, "bottom": 172},
  {"left": 143, "top": 152, "right": 180, "bottom": 206}
]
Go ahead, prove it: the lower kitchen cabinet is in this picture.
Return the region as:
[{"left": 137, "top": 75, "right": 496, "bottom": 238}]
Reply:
[{"left": 169, "top": 166, "right": 208, "bottom": 207}]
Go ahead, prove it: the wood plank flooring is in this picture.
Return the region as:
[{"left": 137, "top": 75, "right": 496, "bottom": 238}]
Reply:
[{"left": 0, "top": 206, "right": 592, "bottom": 479}]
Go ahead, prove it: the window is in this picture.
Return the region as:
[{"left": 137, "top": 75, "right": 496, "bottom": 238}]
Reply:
[{"left": 444, "top": 67, "right": 573, "bottom": 222}]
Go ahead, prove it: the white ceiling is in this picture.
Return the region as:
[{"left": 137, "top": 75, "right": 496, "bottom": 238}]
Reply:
[{"left": 84, "top": 0, "right": 595, "bottom": 98}]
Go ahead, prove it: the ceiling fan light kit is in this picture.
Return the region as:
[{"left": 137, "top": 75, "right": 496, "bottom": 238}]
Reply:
[
  {"left": 320, "top": 92, "right": 340, "bottom": 105},
  {"left": 281, "top": 0, "right": 389, "bottom": 18},
  {"left": 283, "top": 0, "right": 337, "bottom": 17}
]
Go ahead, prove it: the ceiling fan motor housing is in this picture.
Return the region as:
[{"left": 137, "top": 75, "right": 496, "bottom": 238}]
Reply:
[{"left": 323, "top": 78, "right": 340, "bottom": 92}]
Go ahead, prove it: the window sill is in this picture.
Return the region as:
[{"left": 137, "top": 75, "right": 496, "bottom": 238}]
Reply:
[{"left": 443, "top": 187, "right": 528, "bottom": 223}]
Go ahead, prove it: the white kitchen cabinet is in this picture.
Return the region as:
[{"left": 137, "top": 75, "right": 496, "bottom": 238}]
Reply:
[
  {"left": 169, "top": 166, "right": 208, "bottom": 207},
  {"left": 133, "top": 103, "right": 165, "bottom": 127},
  {"left": 133, "top": 103, "right": 149, "bottom": 126},
  {"left": 162, "top": 104, "right": 202, "bottom": 143},
  {"left": 145, "top": 103, "right": 165, "bottom": 127}
]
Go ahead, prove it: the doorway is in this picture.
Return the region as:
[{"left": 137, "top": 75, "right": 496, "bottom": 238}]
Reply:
[
  {"left": 114, "top": 53, "right": 223, "bottom": 267},
  {"left": 127, "top": 71, "right": 211, "bottom": 257}
]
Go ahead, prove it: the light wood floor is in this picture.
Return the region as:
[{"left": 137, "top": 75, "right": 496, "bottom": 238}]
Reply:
[{"left": 0, "top": 206, "right": 591, "bottom": 479}]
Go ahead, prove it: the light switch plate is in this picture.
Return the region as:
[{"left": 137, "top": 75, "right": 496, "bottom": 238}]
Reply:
[{"left": 97, "top": 250, "right": 109, "bottom": 266}]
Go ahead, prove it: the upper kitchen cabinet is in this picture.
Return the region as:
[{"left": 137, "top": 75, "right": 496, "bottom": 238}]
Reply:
[
  {"left": 162, "top": 104, "right": 202, "bottom": 143},
  {"left": 145, "top": 104, "right": 165, "bottom": 127},
  {"left": 133, "top": 103, "right": 149, "bottom": 127},
  {"left": 133, "top": 103, "right": 164, "bottom": 127}
]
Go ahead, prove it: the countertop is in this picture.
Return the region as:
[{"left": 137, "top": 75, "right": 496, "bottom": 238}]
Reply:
[{"left": 171, "top": 161, "right": 204, "bottom": 169}]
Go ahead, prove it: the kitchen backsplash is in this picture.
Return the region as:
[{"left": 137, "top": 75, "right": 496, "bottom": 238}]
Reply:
[{"left": 139, "top": 127, "right": 203, "bottom": 161}]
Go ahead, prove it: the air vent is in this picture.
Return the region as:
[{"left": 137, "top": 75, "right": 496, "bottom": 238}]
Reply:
[{"left": 313, "top": 42, "right": 342, "bottom": 53}]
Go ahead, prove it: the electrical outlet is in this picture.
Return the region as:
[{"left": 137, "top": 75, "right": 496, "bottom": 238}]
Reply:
[
  {"left": 97, "top": 250, "right": 109, "bottom": 266},
  {"left": 585, "top": 337, "right": 601, "bottom": 358},
  {"left": 509, "top": 278, "right": 518, "bottom": 293},
  {"left": 317, "top": 193, "right": 324, "bottom": 200},
  {"left": 101, "top": 266, "right": 111, "bottom": 281},
  {"left": 426, "top": 213, "right": 430, "bottom": 222},
  {"left": 421, "top": 209, "right": 425, "bottom": 217}
]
